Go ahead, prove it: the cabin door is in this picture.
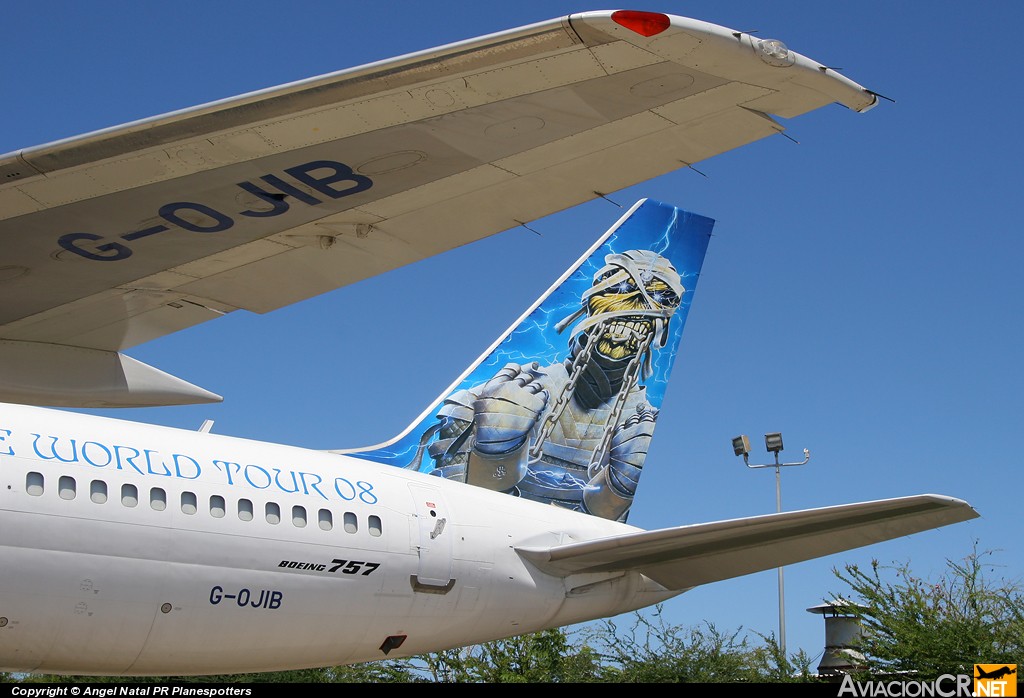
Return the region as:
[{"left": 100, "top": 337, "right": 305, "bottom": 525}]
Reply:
[{"left": 408, "top": 483, "right": 454, "bottom": 592}]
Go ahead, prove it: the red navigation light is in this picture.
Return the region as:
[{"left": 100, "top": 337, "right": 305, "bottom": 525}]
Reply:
[{"left": 611, "top": 10, "right": 671, "bottom": 37}]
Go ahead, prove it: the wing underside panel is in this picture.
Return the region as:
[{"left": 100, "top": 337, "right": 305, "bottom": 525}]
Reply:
[{"left": 0, "top": 11, "right": 876, "bottom": 406}]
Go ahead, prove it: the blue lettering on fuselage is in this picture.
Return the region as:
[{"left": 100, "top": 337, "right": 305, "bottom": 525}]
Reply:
[
  {"left": 10, "top": 428, "right": 380, "bottom": 506},
  {"left": 57, "top": 159, "right": 373, "bottom": 262}
]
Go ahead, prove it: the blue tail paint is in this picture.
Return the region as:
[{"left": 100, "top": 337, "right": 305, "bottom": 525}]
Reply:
[{"left": 341, "top": 199, "right": 714, "bottom": 521}]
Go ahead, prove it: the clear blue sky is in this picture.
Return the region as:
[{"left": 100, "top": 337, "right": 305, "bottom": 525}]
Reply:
[{"left": 5, "top": 0, "right": 1022, "bottom": 667}]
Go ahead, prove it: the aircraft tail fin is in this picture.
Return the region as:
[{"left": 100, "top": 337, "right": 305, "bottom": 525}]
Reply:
[{"left": 339, "top": 199, "right": 714, "bottom": 521}]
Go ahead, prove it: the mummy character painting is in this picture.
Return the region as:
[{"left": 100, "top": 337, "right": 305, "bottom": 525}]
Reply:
[{"left": 343, "top": 199, "right": 714, "bottom": 522}]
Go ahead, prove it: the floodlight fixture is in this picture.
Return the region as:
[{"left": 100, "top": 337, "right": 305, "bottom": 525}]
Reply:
[
  {"left": 732, "top": 435, "right": 751, "bottom": 458},
  {"left": 730, "top": 429, "right": 811, "bottom": 659}
]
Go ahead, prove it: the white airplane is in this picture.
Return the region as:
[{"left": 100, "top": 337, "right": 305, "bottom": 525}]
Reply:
[{"left": 0, "top": 10, "right": 975, "bottom": 676}]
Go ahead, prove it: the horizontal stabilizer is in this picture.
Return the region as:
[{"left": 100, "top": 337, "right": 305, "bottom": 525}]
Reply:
[{"left": 516, "top": 494, "right": 978, "bottom": 590}]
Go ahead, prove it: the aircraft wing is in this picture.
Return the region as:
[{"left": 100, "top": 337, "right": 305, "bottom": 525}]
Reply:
[
  {"left": 516, "top": 495, "right": 979, "bottom": 590},
  {"left": 0, "top": 10, "right": 876, "bottom": 408}
]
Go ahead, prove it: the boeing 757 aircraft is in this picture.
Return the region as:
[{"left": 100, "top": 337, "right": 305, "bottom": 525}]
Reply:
[{"left": 0, "top": 10, "right": 975, "bottom": 675}]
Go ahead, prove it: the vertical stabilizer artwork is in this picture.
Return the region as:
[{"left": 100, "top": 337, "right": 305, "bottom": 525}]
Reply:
[{"left": 344, "top": 199, "right": 714, "bottom": 521}]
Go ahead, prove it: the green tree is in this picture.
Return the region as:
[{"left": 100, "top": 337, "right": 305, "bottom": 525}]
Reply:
[
  {"left": 16, "top": 619, "right": 816, "bottom": 683},
  {"left": 411, "top": 628, "right": 605, "bottom": 682},
  {"left": 834, "top": 545, "right": 1024, "bottom": 679},
  {"left": 584, "top": 606, "right": 814, "bottom": 683}
]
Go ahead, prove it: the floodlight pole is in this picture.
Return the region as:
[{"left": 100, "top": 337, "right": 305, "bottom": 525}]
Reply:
[{"left": 733, "top": 434, "right": 810, "bottom": 657}]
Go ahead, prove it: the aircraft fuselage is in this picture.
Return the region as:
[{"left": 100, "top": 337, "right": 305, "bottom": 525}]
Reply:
[{"left": 0, "top": 403, "right": 675, "bottom": 675}]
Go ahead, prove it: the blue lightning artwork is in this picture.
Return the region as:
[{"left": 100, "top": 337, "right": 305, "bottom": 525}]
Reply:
[{"left": 346, "top": 199, "right": 713, "bottom": 521}]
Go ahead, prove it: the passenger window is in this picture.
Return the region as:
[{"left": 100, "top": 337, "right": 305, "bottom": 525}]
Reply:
[
  {"left": 210, "top": 495, "right": 225, "bottom": 518},
  {"left": 238, "top": 499, "right": 254, "bottom": 522},
  {"left": 59, "top": 476, "right": 76, "bottom": 501},
  {"left": 344, "top": 511, "right": 358, "bottom": 534},
  {"left": 121, "top": 484, "right": 138, "bottom": 507},
  {"left": 292, "top": 505, "right": 307, "bottom": 528},
  {"left": 26, "top": 472, "right": 43, "bottom": 496},
  {"left": 181, "top": 491, "right": 197, "bottom": 515},
  {"left": 150, "top": 487, "right": 166, "bottom": 511},
  {"left": 318, "top": 509, "right": 333, "bottom": 531},
  {"left": 369, "top": 515, "right": 382, "bottom": 537},
  {"left": 265, "top": 502, "right": 281, "bottom": 525},
  {"left": 90, "top": 480, "right": 108, "bottom": 504}
]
